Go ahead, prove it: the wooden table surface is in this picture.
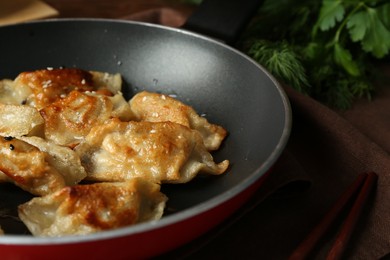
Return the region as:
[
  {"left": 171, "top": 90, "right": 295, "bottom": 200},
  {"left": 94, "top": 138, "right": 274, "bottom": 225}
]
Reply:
[{"left": 44, "top": 0, "right": 194, "bottom": 19}]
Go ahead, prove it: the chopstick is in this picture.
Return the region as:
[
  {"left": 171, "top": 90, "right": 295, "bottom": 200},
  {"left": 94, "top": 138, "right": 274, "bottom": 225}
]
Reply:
[
  {"left": 326, "top": 172, "right": 378, "bottom": 259},
  {"left": 289, "top": 171, "right": 378, "bottom": 260}
]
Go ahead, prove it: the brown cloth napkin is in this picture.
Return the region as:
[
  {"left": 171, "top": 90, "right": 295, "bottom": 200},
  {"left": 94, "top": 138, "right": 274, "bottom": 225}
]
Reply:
[{"left": 124, "top": 9, "right": 390, "bottom": 259}]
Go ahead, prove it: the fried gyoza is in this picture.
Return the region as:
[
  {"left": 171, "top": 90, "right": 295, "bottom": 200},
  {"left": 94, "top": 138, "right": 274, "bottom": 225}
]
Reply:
[
  {"left": 40, "top": 90, "right": 134, "bottom": 147},
  {"left": 75, "top": 118, "right": 229, "bottom": 184},
  {"left": 18, "top": 178, "right": 167, "bottom": 237},
  {"left": 0, "top": 137, "right": 65, "bottom": 196},
  {"left": 5, "top": 68, "right": 121, "bottom": 110},
  {"left": 129, "top": 91, "right": 227, "bottom": 151},
  {"left": 19, "top": 136, "right": 86, "bottom": 186},
  {"left": 13, "top": 68, "right": 96, "bottom": 110},
  {"left": 0, "top": 136, "right": 86, "bottom": 196}
]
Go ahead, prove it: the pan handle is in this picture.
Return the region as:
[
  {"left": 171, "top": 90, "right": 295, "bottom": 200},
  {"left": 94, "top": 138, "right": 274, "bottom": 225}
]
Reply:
[{"left": 182, "top": 0, "right": 264, "bottom": 45}]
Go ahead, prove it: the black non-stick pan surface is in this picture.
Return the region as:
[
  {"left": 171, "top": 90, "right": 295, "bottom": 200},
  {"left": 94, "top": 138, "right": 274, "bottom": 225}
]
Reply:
[{"left": 0, "top": 2, "right": 291, "bottom": 259}]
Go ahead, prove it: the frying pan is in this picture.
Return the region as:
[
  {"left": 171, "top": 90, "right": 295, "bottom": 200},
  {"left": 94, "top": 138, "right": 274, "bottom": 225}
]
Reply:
[{"left": 0, "top": 0, "right": 291, "bottom": 259}]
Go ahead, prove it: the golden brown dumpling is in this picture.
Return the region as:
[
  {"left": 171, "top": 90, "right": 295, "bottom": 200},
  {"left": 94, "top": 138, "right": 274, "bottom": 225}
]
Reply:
[
  {"left": 12, "top": 68, "right": 123, "bottom": 110},
  {"left": 40, "top": 90, "right": 134, "bottom": 147},
  {"left": 19, "top": 136, "right": 87, "bottom": 186},
  {"left": 0, "top": 136, "right": 65, "bottom": 196},
  {"left": 13, "top": 68, "right": 96, "bottom": 110},
  {"left": 129, "top": 91, "right": 227, "bottom": 151},
  {"left": 75, "top": 118, "right": 229, "bottom": 184},
  {"left": 18, "top": 178, "right": 167, "bottom": 237}
]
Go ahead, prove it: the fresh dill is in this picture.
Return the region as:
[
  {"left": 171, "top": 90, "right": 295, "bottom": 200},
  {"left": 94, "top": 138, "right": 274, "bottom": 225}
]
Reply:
[
  {"left": 181, "top": 0, "right": 390, "bottom": 109},
  {"left": 242, "top": 0, "right": 390, "bottom": 109}
]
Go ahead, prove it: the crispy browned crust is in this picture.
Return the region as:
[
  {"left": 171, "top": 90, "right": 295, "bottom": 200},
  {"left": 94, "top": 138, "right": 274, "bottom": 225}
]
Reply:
[
  {"left": 18, "top": 179, "right": 167, "bottom": 236},
  {"left": 40, "top": 90, "right": 107, "bottom": 146},
  {"left": 0, "top": 137, "right": 65, "bottom": 196},
  {"left": 40, "top": 90, "right": 133, "bottom": 146},
  {"left": 15, "top": 68, "right": 95, "bottom": 109},
  {"left": 130, "top": 91, "right": 227, "bottom": 150}
]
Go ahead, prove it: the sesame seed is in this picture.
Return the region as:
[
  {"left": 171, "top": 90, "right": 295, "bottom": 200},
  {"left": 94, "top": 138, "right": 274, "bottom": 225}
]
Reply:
[{"left": 42, "top": 80, "right": 52, "bottom": 88}]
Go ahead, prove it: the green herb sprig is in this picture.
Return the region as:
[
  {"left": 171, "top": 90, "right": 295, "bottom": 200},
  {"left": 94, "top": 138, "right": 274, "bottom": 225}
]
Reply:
[
  {"left": 182, "top": 0, "right": 390, "bottom": 109},
  {"left": 243, "top": 0, "right": 390, "bottom": 109}
]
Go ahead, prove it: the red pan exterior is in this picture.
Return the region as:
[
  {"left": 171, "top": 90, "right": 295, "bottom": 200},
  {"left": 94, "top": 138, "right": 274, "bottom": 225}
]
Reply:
[{"left": 0, "top": 172, "right": 270, "bottom": 260}]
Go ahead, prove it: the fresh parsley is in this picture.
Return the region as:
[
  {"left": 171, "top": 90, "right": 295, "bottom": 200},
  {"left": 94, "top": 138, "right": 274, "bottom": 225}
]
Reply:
[
  {"left": 243, "top": 0, "right": 390, "bottom": 109},
  {"left": 181, "top": 0, "right": 390, "bottom": 109}
]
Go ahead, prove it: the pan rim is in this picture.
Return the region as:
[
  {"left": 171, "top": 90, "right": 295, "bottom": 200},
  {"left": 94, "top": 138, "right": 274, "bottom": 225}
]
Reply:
[{"left": 0, "top": 18, "right": 292, "bottom": 245}]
